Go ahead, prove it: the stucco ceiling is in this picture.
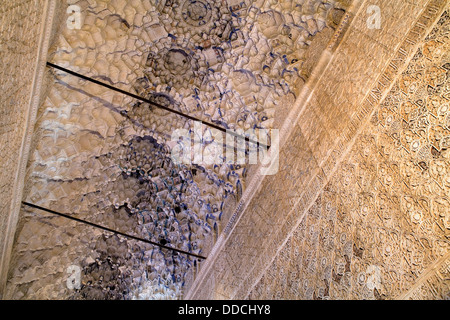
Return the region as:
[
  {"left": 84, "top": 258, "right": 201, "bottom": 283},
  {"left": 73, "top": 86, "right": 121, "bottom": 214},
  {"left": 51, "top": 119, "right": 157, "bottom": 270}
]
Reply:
[{"left": 8, "top": 0, "right": 350, "bottom": 299}]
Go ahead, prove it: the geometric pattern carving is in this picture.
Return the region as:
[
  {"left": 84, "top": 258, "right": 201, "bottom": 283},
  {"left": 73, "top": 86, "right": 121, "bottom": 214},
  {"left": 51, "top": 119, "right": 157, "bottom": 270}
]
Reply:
[{"left": 249, "top": 11, "right": 450, "bottom": 300}]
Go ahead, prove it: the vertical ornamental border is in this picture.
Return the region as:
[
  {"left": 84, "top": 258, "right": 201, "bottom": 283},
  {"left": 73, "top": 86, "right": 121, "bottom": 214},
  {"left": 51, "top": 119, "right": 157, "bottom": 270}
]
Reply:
[{"left": 0, "top": 0, "right": 58, "bottom": 298}]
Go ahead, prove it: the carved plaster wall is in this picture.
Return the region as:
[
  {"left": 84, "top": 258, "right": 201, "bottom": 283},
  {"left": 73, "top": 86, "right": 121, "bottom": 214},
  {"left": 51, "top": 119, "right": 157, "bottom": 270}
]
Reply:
[
  {"left": 0, "top": 0, "right": 65, "bottom": 298},
  {"left": 249, "top": 11, "right": 450, "bottom": 299},
  {"left": 186, "top": 0, "right": 449, "bottom": 300}
]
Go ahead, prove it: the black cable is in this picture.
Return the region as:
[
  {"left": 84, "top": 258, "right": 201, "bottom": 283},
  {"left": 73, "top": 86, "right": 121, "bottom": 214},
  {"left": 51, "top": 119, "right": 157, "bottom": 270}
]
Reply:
[
  {"left": 22, "top": 201, "right": 206, "bottom": 260},
  {"left": 46, "top": 62, "right": 270, "bottom": 149}
]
